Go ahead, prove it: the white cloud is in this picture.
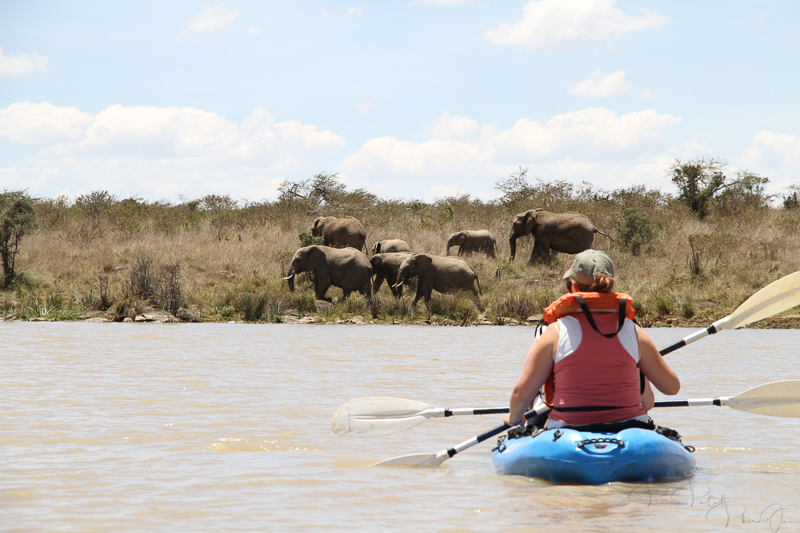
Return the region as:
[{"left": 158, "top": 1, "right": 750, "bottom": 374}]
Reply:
[
  {"left": 570, "top": 69, "right": 631, "bottom": 97},
  {"left": 490, "top": 108, "right": 681, "bottom": 160},
  {"left": 0, "top": 102, "right": 93, "bottom": 145},
  {"left": 0, "top": 47, "right": 49, "bottom": 80},
  {"left": 0, "top": 102, "right": 346, "bottom": 200},
  {"left": 181, "top": 2, "right": 241, "bottom": 37},
  {"left": 346, "top": 7, "right": 363, "bottom": 17},
  {"left": 245, "top": 27, "right": 262, "bottom": 35},
  {"left": 743, "top": 131, "right": 800, "bottom": 167},
  {"left": 483, "top": 0, "right": 666, "bottom": 51},
  {"left": 429, "top": 111, "right": 478, "bottom": 140},
  {"left": 337, "top": 107, "right": 681, "bottom": 200},
  {"left": 357, "top": 101, "right": 377, "bottom": 116},
  {"left": 0, "top": 104, "right": 342, "bottom": 160},
  {"left": 1, "top": 102, "right": 689, "bottom": 203}
]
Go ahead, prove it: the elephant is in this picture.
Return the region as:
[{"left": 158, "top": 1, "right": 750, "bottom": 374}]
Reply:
[
  {"left": 508, "top": 209, "right": 611, "bottom": 265},
  {"left": 446, "top": 230, "right": 498, "bottom": 258},
  {"left": 310, "top": 216, "right": 367, "bottom": 251},
  {"left": 371, "top": 239, "right": 411, "bottom": 255},
  {"left": 394, "top": 253, "right": 481, "bottom": 307},
  {"left": 283, "top": 246, "right": 375, "bottom": 311},
  {"left": 370, "top": 252, "right": 413, "bottom": 298}
]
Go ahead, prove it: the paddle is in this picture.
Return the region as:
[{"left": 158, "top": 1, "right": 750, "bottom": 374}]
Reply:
[
  {"left": 336, "top": 380, "right": 800, "bottom": 439},
  {"left": 331, "top": 397, "right": 508, "bottom": 437},
  {"left": 372, "top": 407, "right": 538, "bottom": 468},
  {"left": 654, "top": 380, "right": 800, "bottom": 417},
  {"left": 659, "top": 270, "right": 800, "bottom": 356},
  {"left": 371, "top": 271, "right": 800, "bottom": 468}
]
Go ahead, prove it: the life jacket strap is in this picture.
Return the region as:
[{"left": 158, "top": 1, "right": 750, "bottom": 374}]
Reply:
[{"left": 575, "top": 295, "right": 626, "bottom": 339}]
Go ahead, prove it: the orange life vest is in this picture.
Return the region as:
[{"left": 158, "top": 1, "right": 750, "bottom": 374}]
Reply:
[
  {"left": 543, "top": 291, "right": 635, "bottom": 324},
  {"left": 541, "top": 292, "right": 636, "bottom": 407}
]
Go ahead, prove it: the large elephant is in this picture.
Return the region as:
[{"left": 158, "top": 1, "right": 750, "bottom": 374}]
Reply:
[
  {"left": 283, "top": 245, "right": 374, "bottom": 307},
  {"left": 395, "top": 254, "right": 481, "bottom": 307},
  {"left": 508, "top": 209, "right": 610, "bottom": 265},
  {"left": 311, "top": 216, "right": 367, "bottom": 251},
  {"left": 446, "top": 230, "right": 498, "bottom": 258},
  {"left": 370, "top": 252, "right": 413, "bottom": 298},
  {"left": 371, "top": 239, "right": 411, "bottom": 255}
]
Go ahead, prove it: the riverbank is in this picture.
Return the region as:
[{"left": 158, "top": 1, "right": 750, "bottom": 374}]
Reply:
[
  {"left": 5, "top": 303, "right": 800, "bottom": 330},
  {"left": 3, "top": 179, "right": 800, "bottom": 327}
]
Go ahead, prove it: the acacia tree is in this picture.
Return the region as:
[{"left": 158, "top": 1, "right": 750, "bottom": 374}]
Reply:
[
  {"left": 0, "top": 191, "right": 36, "bottom": 289},
  {"left": 668, "top": 157, "right": 732, "bottom": 219}
]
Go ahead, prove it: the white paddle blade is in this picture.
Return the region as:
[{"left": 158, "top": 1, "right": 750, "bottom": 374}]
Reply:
[
  {"left": 722, "top": 271, "right": 800, "bottom": 329},
  {"left": 372, "top": 451, "right": 448, "bottom": 468},
  {"left": 331, "top": 397, "right": 435, "bottom": 437},
  {"left": 727, "top": 380, "right": 800, "bottom": 418}
]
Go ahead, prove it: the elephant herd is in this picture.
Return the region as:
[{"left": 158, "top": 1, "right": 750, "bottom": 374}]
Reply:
[{"left": 283, "top": 210, "right": 609, "bottom": 311}]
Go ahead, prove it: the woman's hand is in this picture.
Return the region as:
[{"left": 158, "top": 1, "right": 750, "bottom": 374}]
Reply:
[{"left": 503, "top": 414, "right": 526, "bottom": 427}]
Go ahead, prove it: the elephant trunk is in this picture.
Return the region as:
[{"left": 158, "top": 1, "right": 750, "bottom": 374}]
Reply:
[
  {"left": 508, "top": 232, "right": 518, "bottom": 262},
  {"left": 284, "top": 271, "right": 296, "bottom": 291},
  {"left": 394, "top": 269, "right": 407, "bottom": 289}
]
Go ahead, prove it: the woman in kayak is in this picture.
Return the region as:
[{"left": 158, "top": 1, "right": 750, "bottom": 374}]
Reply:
[{"left": 503, "top": 249, "right": 680, "bottom": 429}]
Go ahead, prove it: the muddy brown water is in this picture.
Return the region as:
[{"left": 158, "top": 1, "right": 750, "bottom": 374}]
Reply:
[{"left": 2, "top": 322, "right": 799, "bottom": 532}]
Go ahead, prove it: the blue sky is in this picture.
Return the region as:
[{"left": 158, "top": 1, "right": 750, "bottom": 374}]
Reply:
[{"left": 1, "top": 0, "right": 799, "bottom": 203}]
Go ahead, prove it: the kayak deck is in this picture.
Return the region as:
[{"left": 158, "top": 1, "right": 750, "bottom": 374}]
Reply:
[{"left": 491, "top": 427, "right": 696, "bottom": 485}]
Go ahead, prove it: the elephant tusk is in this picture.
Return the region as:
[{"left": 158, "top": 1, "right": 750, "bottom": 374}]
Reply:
[{"left": 282, "top": 274, "right": 295, "bottom": 280}]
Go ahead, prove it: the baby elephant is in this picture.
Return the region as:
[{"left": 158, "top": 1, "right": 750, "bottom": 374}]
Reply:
[
  {"left": 395, "top": 253, "right": 481, "bottom": 307},
  {"left": 371, "top": 239, "right": 411, "bottom": 255},
  {"left": 446, "top": 230, "right": 498, "bottom": 258},
  {"left": 283, "top": 245, "right": 373, "bottom": 305},
  {"left": 370, "top": 252, "right": 413, "bottom": 298}
]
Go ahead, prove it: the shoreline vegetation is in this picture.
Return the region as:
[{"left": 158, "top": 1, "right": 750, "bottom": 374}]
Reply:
[{"left": 3, "top": 161, "right": 800, "bottom": 328}]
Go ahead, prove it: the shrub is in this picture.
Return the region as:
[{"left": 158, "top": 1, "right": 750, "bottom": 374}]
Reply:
[
  {"left": 669, "top": 157, "right": 729, "bottom": 219},
  {"left": 298, "top": 232, "right": 324, "bottom": 247},
  {"left": 713, "top": 172, "right": 772, "bottom": 216},
  {"left": 613, "top": 207, "right": 660, "bottom": 256},
  {"left": 783, "top": 183, "right": 800, "bottom": 210},
  {"left": 156, "top": 263, "right": 183, "bottom": 315},
  {"left": 654, "top": 297, "right": 672, "bottom": 316},
  {"left": 0, "top": 190, "right": 36, "bottom": 289},
  {"left": 127, "top": 256, "right": 155, "bottom": 299},
  {"left": 236, "top": 292, "right": 269, "bottom": 322}
]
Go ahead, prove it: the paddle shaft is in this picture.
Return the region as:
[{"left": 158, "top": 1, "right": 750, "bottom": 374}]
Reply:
[
  {"left": 445, "top": 408, "right": 508, "bottom": 417},
  {"left": 411, "top": 400, "right": 739, "bottom": 416},
  {"left": 659, "top": 324, "right": 719, "bottom": 356},
  {"left": 442, "top": 407, "right": 538, "bottom": 460}
]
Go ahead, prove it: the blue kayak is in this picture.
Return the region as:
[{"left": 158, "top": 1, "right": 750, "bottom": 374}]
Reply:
[{"left": 492, "top": 427, "right": 696, "bottom": 485}]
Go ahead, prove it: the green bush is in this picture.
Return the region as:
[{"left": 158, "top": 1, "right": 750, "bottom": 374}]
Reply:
[
  {"left": 0, "top": 190, "right": 36, "bottom": 289},
  {"left": 613, "top": 207, "right": 660, "bottom": 256}
]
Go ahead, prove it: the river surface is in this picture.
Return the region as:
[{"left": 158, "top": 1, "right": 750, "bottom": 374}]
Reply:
[{"left": 2, "top": 322, "right": 799, "bottom": 532}]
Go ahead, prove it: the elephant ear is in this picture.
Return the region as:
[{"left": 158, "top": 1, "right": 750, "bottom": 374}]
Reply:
[
  {"left": 524, "top": 210, "right": 538, "bottom": 234},
  {"left": 306, "top": 245, "right": 326, "bottom": 270},
  {"left": 415, "top": 254, "right": 434, "bottom": 275},
  {"left": 370, "top": 254, "right": 383, "bottom": 269}
]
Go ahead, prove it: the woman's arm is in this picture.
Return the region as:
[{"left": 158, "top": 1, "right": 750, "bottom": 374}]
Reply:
[
  {"left": 636, "top": 325, "right": 680, "bottom": 395},
  {"left": 641, "top": 377, "right": 654, "bottom": 410},
  {"left": 502, "top": 324, "right": 558, "bottom": 426}
]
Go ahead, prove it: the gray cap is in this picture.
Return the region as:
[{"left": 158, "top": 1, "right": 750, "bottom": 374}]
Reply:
[{"left": 563, "top": 249, "right": 615, "bottom": 285}]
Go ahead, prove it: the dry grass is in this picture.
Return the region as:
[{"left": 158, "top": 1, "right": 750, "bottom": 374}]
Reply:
[{"left": 3, "top": 185, "right": 800, "bottom": 326}]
